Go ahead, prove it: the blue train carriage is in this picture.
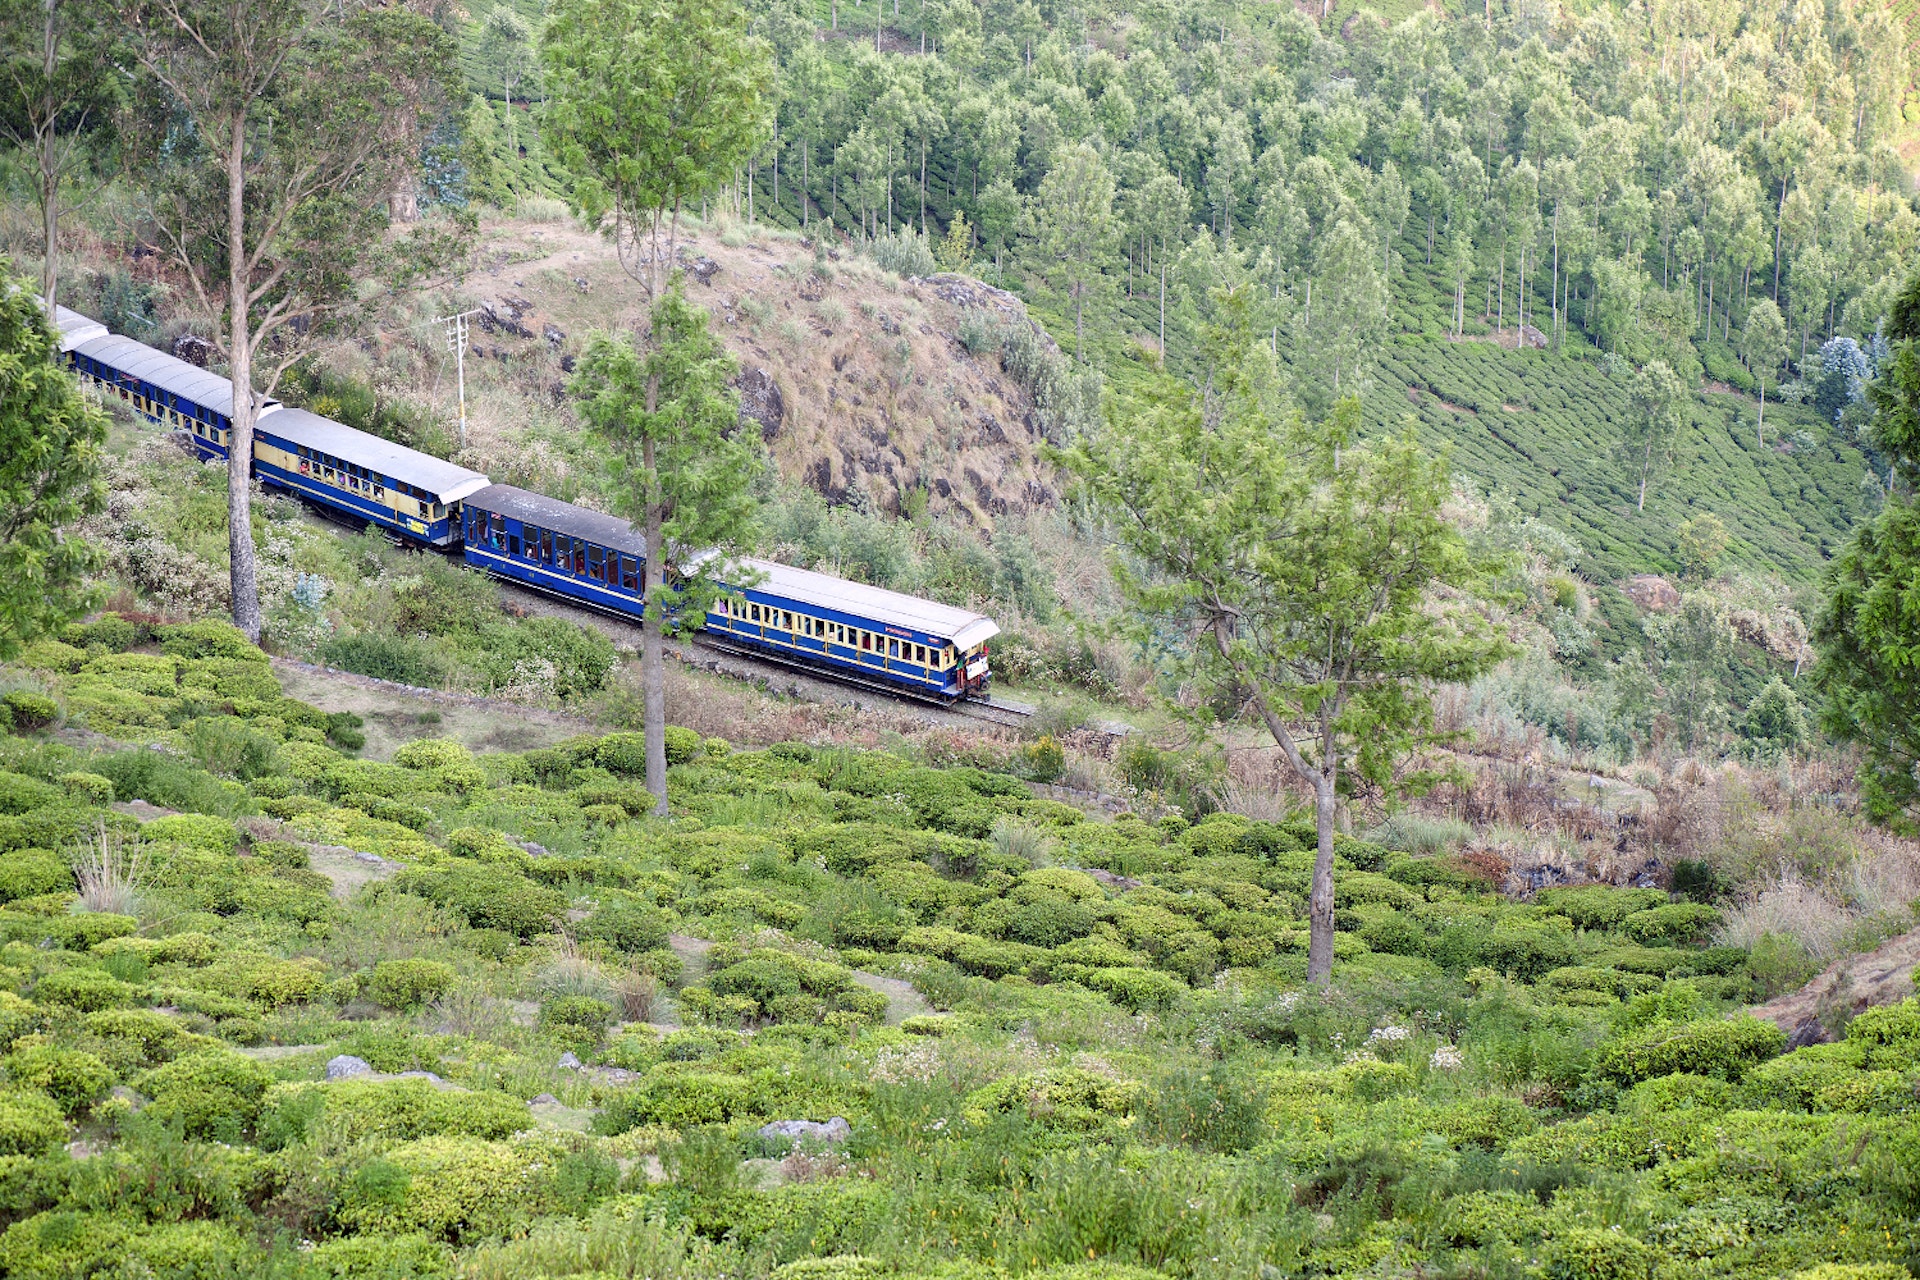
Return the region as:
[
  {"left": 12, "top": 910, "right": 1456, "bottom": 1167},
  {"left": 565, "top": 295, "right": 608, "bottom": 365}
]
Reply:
[
  {"left": 703, "top": 557, "right": 1000, "bottom": 701},
  {"left": 64, "top": 328, "right": 274, "bottom": 461},
  {"left": 252, "top": 409, "right": 490, "bottom": 547},
  {"left": 458, "top": 485, "right": 649, "bottom": 614}
]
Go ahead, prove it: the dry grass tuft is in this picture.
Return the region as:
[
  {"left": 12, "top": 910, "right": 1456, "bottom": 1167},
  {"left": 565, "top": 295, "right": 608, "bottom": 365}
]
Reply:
[{"left": 71, "top": 822, "right": 148, "bottom": 917}]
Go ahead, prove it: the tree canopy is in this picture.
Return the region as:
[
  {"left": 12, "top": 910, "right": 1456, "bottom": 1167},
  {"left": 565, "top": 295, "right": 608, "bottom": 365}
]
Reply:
[{"left": 0, "top": 258, "right": 105, "bottom": 659}]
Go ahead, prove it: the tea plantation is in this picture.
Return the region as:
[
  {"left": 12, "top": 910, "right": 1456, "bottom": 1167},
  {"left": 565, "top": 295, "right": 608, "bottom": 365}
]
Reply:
[{"left": 0, "top": 618, "right": 1916, "bottom": 1280}]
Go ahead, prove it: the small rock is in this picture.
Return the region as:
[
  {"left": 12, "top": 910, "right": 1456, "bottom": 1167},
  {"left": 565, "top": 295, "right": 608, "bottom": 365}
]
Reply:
[
  {"left": 573, "top": 276, "right": 591, "bottom": 292},
  {"left": 393, "top": 1070, "right": 447, "bottom": 1085},
  {"left": 543, "top": 323, "right": 566, "bottom": 347},
  {"left": 758, "top": 1117, "right": 852, "bottom": 1145},
  {"left": 520, "top": 841, "right": 550, "bottom": 856},
  {"left": 353, "top": 851, "right": 386, "bottom": 865},
  {"left": 558, "top": 1051, "right": 583, "bottom": 1070},
  {"left": 326, "top": 1054, "right": 374, "bottom": 1080},
  {"left": 683, "top": 255, "right": 720, "bottom": 285},
  {"left": 530, "top": 1092, "right": 560, "bottom": 1105},
  {"left": 1786, "top": 1017, "right": 1830, "bottom": 1050}
]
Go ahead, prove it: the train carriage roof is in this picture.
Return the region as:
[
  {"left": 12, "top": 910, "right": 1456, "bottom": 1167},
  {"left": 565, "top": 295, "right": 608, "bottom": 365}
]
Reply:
[
  {"left": 262, "top": 408, "right": 490, "bottom": 502},
  {"left": 52, "top": 305, "right": 107, "bottom": 352},
  {"left": 72, "top": 334, "right": 254, "bottom": 416},
  {"left": 464, "top": 484, "right": 648, "bottom": 557},
  {"left": 721, "top": 556, "right": 1000, "bottom": 649}
]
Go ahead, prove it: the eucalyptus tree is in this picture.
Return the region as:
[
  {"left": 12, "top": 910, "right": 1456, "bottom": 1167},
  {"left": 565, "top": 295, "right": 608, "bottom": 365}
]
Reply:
[
  {"left": 571, "top": 284, "right": 761, "bottom": 816},
  {"left": 126, "top": 0, "right": 458, "bottom": 643},
  {"left": 543, "top": 0, "right": 773, "bottom": 300},
  {"left": 0, "top": 0, "right": 113, "bottom": 307}
]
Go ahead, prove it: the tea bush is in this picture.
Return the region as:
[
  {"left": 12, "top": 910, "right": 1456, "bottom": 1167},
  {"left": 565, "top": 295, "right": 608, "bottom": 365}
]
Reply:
[{"left": 0, "top": 646, "right": 1908, "bottom": 1278}]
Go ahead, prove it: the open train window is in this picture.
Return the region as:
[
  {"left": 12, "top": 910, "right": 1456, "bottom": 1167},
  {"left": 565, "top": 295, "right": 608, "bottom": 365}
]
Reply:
[
  {"left": 588, "top": 546, "right": 605, "bottom": 581},
  {"left": 490, "top": 512, "right": 505, "bottom": 548},
  {"left": 620, "top": 556, "right": 639, "bottom": 590},
  {"left": 860, "top": 632, "right": 871, "bottom": 651},
  {"left": 571, "top": 540, "right": 585, "bottom": 574},
  {"left": 888, "top": 639, "right": 899, "bottom": 658}
]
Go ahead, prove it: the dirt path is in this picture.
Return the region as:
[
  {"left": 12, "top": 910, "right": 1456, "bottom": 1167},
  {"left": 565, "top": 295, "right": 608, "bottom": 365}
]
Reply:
[
  {"left": 849, "top": 971, "right": 931, "bottom": 1024},
  {"left": 1750, "top": 924, "right": 1920, "bottom": 1034},
  {"left": 272, "top": 659, "right": 599, "bottom": 761}
]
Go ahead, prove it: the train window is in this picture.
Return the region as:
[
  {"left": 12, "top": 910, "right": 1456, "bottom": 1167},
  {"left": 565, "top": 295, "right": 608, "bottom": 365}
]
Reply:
[
  {"left": 749, "top": 604, "right": 760, "bottom": 623},
  {"left": 587, "top": 546, "right": 604, "bottom": 581},
  {"left": 509, "top": 534, "right": 520, "bottom": 556},
  {"left": 620, "top": 556, "right": 639, "bottom": 590},
  {"left": 860, "top": 632, "right": 871, "bottom": 651},
  {"left": 541, "top": 529, "right": 554, "bottom": 562},
  {"left": 490, "top": 513, "right": 505, "bottom": 548},
  {"left": 571, "top": 540, "right": 585, "bottom": 574},
  {"left": 914, "top": 645, "right": 925, "bottom": 664},
  {"left": 888, "top": 639, "right": 899, "bottom": 658},
  {"left": 781, "top": 611, "right": 793, "bottom": 631}
]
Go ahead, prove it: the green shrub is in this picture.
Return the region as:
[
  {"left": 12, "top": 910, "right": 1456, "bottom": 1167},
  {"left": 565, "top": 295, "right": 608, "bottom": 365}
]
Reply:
[
  {"left": 1620, "top": 902, "right": 1720, "bottom": 945},
  {"left": 1788, "top": 1268, "right": 1913, "bottom": 1280},
  {"left": 1542, "top": 1226, "right": 1655, "bottom": 1280},
  {"left": 160, "top": 620, "right": 262, "bottom": 661},
  {"left": 141, "top": 812, "right": 238, "bottom": 855},
  {"left": 86, "top": 1008, "right": 187, "bottom": 1067},
  {"left": 261, "top": 1079, "right": 532, "bottom": 1148},
  {"left": 963, "top": 1067, "right": 1144, "bottom": 1131},
  {"left": 0, "top": 1090, "right": 65, "bottom": 1155},
  {"left": 299, "top": 1233, "right": 453, "bottom": 1279},
  {"left": 1843, "top": 996, "right": 1920, "bottom": 1071},
  {"left": 57, "top": 772, "right": 113, "bottom": 805},
  {"left": 1, "top": 692, "right": 58, "bottom": 731},
  {"left": 33, "top": 967, "right": 134, "bottom": 1011},
  {"left": 1436, "top": 1189, "right": 1543, "bottom": 1246},
  {"left": 323, "top": 631, "right": 450, "bottom": 687},
  {"left": 579, "top": 897, "right": 673, "bottom": 954},
  {"left": 594, "top": 1069, "right": 753, "bottom": 1130},
  {"left": 539, "top": 994, "right": 614, "bottom": 1037},
  {"left": 394, "top": 738, "right": 473, "bottom": 770},
  {"left": 135, "top": 1048, "right": 273, "bottom": 1139},
  {"left": 2, "top": 1045, "right": 114, "bottom": 1115},
  {"left": 0, "top": 772, "right": 62, "bottom": 816},
  {"left": 396, "top": 863, "right": 566, "bottom": 938},
  {"left": 1596, "top": 1016, "right": 1785, "bottom": 1085},
  {"left": 0, "top": 850, "right": 71, "bottom": 902},
  {"left": 335, "top": 1135, "right": 555, "bottom": 1241},
  {"left": 367, "top": 959, "right": 458, "bottom": 1010},
  {"left": 1535, "top": 886, "right": 1668, "bottom": 930}
]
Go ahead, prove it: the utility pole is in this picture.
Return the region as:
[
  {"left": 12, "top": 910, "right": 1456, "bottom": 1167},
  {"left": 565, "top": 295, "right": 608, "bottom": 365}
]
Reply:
[{"left": 437, "top": 309, "right": 478, "bottom": 450}]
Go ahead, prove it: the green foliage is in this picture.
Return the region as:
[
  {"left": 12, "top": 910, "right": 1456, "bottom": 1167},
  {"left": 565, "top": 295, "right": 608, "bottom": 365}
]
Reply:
[
  {"left": 0, "top": 260, "right": 107, "bottom": 661},
  {"left": 0, "top": 1089, "right": 65, "bottom": 1156},
  {"left": 396, "top": 861, "right": 567, "bottom": 937},
  {"left": 1596, "top": 1016, "right": 1785, "bottom": 1085},
  {"left": 261, "top": 1079, "right": 531, "bottom": 1148},
  {"left": 135, "top": 1049, "right": 273, "bottom": 1140},
  {"left": 366, "top": 959, "right": 458, "bottom": 1010},
  {"left": 2, "top": 1045, "right": 113, "bottom": 1115},
  {"left": 0, "top": 850, "right": 71, "bottom": 902}
]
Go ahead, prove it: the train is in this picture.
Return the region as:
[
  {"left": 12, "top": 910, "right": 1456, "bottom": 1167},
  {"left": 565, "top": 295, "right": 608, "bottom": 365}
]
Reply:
[{"left": 52, "top": 302, "right": 999, "bottom": 703}]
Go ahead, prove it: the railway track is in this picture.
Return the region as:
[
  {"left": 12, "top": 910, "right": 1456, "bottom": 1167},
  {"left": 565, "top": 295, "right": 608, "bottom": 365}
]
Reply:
[{"left": 692, "top": 634, "right": 1034, "bottom": 727}]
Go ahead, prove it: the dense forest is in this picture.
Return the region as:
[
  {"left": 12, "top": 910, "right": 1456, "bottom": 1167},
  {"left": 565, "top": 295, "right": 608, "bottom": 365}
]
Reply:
[{"left": 463, "top": 0, "right": 1917, "bottom": 393}]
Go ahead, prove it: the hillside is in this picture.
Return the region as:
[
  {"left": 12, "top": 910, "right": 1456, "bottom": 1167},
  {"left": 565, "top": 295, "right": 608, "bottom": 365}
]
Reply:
[
  {"left": 409, "top": 214, "right": 1059, "bottom": 527},
  {"left": 3, "top": 619, "right": 1920, "bottom": 1278}
]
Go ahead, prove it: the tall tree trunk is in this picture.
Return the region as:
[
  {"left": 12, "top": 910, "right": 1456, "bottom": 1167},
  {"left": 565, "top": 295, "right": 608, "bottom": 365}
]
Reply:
[
  {"left": 36, "top": 0, "right": 57, "bottom": 306},
  {"left": 225, "top": 110, "right": 262, "bottom": 643},
  {"left": 641, "top": 381, "right": 668, "bottom": 817},
  {"left": 1757, "top": 382, "right": 1765, "bottom": 446},
  {"left": 1307, "top": 765, "right": 1337, "bottom": 985}
]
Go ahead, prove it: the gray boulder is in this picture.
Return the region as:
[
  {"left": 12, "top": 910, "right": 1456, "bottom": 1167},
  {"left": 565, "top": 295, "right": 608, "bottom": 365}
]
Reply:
[
  {"left": 758, "top": 1116, "right": 852, "bottom": 1145},
  {"left": 326, "top": 1054, "right": 373, "bottom": 1080},
  {"left": 558, "top": 1051, "right": 583, "bottom": 1070}
]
